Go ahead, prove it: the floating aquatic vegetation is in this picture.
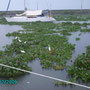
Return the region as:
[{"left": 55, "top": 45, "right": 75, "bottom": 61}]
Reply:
[
  {"left": 81, "top": 23, "right": 88, "bottom": 27},
  {"left": 73, "top": 22, "right": 81, "bottom": 26},
  {"left": 54, "top": 81, "right": 71, "bottom": 86},
  {"left": 61, "top": 22, "right": 73, "bottom": 26},
  {"left": 58, "top": 22, "right": 81, "bottom": 35},
  {"left": 76, "top": 38, "right": 80, "bottom": 41},
  {"left": 6, "top": 32, "right": 20, "bottom": 37},
  {"left": 0, "top": 51, "right": 5, "bottom": 58},
  {"left": 0, "top": 19, "right": 77, "bottom": 78},
  {"left": 78, "top": 33, "right": 82, "bottom": 36},
  {"left": 0, "top": 56, "right": 31, "bottom": 77},
  {"left": 67, "top": 46, "right": 90, "bottom": 82},
  {"left": 53, "top": 65, "right": 65, "bottom": 70},
  {"left": 0, "top": 15, "right": 89, "bottom": 82},
  {"left": 54, "top": 15, "right": 90, "bottom": 21},
  {"left": 61, "top": 30, "right": 72, "bottom": 36},
  {"left": 0, "top": 22, "right": 75, "bottom": 73},
  {"left": 80, "top": 29, "right": 90, "bottom": 32}
]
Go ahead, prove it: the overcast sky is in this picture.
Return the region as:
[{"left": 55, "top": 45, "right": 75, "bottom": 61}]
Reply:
[{"left": 0, "top": 0, "right": 90, "bottom": 11}]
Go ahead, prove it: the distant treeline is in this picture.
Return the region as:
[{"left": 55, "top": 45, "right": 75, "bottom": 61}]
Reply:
[{"left": 0, "top": 9, "right": 90, "bottom": 17}]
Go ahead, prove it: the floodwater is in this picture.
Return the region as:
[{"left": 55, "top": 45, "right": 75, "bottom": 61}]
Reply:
[
  {"left": 0, "top": 25, "right": 22, "bottom": 50},
  {"left": 0, "top": 24, "right": 90, "bottom": 90},
  {"left": 81, "top": 25, "right": 90, "bottom": 29},
  {"left": 67, "top": 31, "right": 90, "bottom": 65}
]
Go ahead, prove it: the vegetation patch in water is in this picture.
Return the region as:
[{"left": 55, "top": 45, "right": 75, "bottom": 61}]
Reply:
[
  {"left": 67, "top": 46, "right": 90, "bottom": 82},
  {"left": 60, "top": 30, "right": 72, "bottom": 36},
  {"left": 0, "top": 22, "right": 75, "bottom": 78},
  {"left": 54, "top": 15, "right": 90, "bottom": 21},
  {"left": 55, "top": 81, "right": 72, "bottom": 86},
  {"left": 78, "top": 33, "right": 82, "bottom": 36},
  {"left": 76, "top": 37, "right": 80, "bottom": 41},
  {"left": 60, "top": 22, "right": 81, "bottom": 33},
  {"left": 0, "top": 16, "right": 89, "bottom": 80},
  {"left": 80, "top": 29, "right": 90, "bottom": 32}
]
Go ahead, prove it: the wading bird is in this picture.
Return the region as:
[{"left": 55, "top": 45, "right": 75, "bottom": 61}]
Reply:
[
  {"left": 21, "top": 50, "right": 25, "bottom": 53},
  {"left": 48, "top": 45, "right": 51, "bottom": 51},
  {"left": 18, "top": 39, "right": 22, "bottom": 42},
  {"left": 24, "top": 41, "right": 26, "bottom": 44}
]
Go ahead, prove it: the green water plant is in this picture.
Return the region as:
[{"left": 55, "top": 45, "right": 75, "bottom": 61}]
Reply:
[
  {"left": 0, "top": 19, "right": 76, "bottom": 77},
  {"left": 54, "top": 15, "right": 90, "bottom": 21},
  {"left": 76, "top": 37, "right": 80, "bottom": 41},
  {"left": 55, "top": 81, "right": 71, "bottom": 86},
  {"left": 80, "top": 29, "right": 90, "bottom": 32},
  {"left": 78, "top": 33, "right": 82, "bottom": 36},
  {"left": 67, "top": 46, "right": 90, "bottom": 82}
]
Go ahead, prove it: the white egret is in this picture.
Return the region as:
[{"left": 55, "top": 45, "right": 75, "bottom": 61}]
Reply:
[
  {"left": 48, "top": 45, "right": 51, "bottom": 51},
  {"left": 18, "top": 39, "right": 22, "bottom": 42},
  {"left": 21, "top": 50, "right": 25, "bottom": 53},
  {"left": 24, "top": 41, "right": 26, "bottom": 44},
  {"left": 15, "top": 37, "right": 18, "bottom": 39},
  {"left": 19, "top": 32, "right": 22, "bottom": 34}
]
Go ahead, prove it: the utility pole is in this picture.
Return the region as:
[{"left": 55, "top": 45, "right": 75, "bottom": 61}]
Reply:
[
  {"left": 37, "top": 2, "right": 38, "bottom": 10},
  {"left": 80, "top": 0, "right": 83, "bottom": 14},
  {"left": 6, "top": 0, "right": 12, "bottom": 15},
  {"left": 24, "top": 0, "right": 25, "bottom": 10},
  {"left": 24, "top": 0, "right": 27, "bottom": 10},
  {"left": 81, "top": 0, "right": 83, "bottom": 10}
]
